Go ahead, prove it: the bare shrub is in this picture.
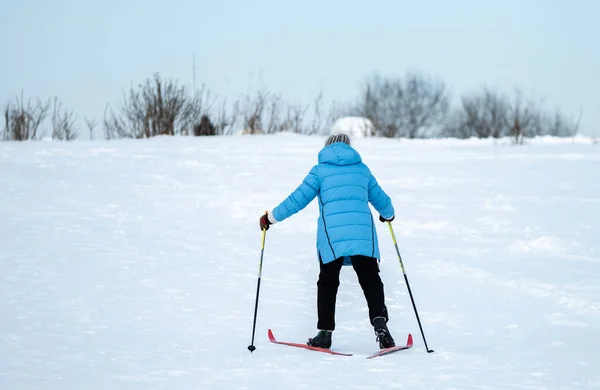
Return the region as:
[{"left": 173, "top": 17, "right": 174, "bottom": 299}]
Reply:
[
  {"left": 182, "top": 85, "right": 213, "bottom": 136},
  {"left": 359, "top": 74, "right": 403, "bottom": 137},
  {"left": 238, "top": 90, "right": 309, "bottom": 134},
  {"left": 213, "top": 99, "right": 240, "bottom": 135},
  {"left": 103, "top": 73, "right": 204, "bottom": 139},
  {"left": 538, "top": 106, "right": 581, "bottom": 144},
  {"left": 286, "top": 103, "right": 309, "bottom": 133},
  {"left": 239, "top": 90, "right": 268, "bottom": 134},
  {"left": 264, "top": 93, "right": 284, "bottom": 134},
  {"left": 85, "top": 117, "right": 97, "bottom": 140},
  {"left": 444, "top": 88, "right": 510, "bottom": 139},
  {"left": 51, "top": 98, "right": 78, "bottom": 141},
  {"left": 446, "top": 87, "right": 583, "bottom": 143},
  {"left": 2, "top": 93, "right": 51, "bottom": 141},
  {"left": 356, "top": 72, "right": 450, "bottom": 138},
  {"left": 403, "top": 72, "right": 450, "bottom": 138},
  {"left": 507, "top": 90, "right": 542, "bottom": 145},
  {"left": 308, "top": 91, "right": 324, "bottom": 135}
]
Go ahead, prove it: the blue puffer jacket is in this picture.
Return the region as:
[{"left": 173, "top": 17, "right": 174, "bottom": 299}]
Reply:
[{"left": 271, "top": 142, "right": 394, "bottom": 265}]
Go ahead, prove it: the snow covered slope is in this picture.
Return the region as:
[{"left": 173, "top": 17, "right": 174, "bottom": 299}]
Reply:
[{"left": 1, "top": 135, "right": 599, "bottom": 389}]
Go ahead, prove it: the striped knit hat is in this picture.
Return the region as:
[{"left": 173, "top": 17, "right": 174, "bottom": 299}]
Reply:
[{"left": 325, "top": 133, "right": 351, "bottom": 146}]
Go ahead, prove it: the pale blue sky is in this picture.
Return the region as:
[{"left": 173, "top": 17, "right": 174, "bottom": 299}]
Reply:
[{"left": 1, "top": 0, "right": 599, "bottom": 136}]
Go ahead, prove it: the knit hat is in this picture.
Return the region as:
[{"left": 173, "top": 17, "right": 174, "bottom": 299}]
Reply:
[{"left": 325, "top": 133, "right": 351, "bottom": 146}]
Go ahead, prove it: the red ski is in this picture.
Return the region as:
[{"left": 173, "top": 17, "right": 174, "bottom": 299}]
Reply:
[
  {"left": 268, "top": 329, "right": 413, "bottom": 358},
  {"left": 267, "top": 329, "right": 353, "bottom": 356},
  {"left": 366, "top": 334, "right": 413, "bottom": 359}
]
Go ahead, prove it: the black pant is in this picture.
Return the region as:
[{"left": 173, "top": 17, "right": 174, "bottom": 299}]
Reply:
[{"left": 316, "top": 255, "right": 389, "bottom": 331}]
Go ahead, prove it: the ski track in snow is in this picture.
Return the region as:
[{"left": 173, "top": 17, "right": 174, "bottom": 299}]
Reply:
[{"left": 1, "top": 135, "right": 599, "bottom": 389}]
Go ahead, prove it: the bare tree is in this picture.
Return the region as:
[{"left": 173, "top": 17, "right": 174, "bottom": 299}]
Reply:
[
  {"left": 355, "top": 72, "right": 450, "bottom": 138},
  {"left": 508, "top": 90, "right": 542, "bottom": 145},
  {"left": 85, "top": 117, "right": 97, "bottom": 140},
  {"left": 531, "top": 106, "right": 580, "bottom": 142},
  {"left": 445, "top": 88, "right": 510, "bottom": 139},
  {"left": 104, "top": 73, "right": 201, "bottom": 139},
  {"left": 441, "top": 111, "right": 472, "bottom": 139},
  {"left": 359, "top": 74, "right": 404, "bottom": 137},
  {"left": 403, "top": 72, "right": 450, "bottom": 138},
  {"left": 2, "top": 93, "right": 51, "bottom": 141},
  {"left": 446, "top": 87, "right": 582, "bottom": 143}
]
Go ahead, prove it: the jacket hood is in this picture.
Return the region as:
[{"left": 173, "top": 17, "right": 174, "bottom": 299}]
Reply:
[{"left": 318, "top": 142, "right": 362, "bottom": 166}]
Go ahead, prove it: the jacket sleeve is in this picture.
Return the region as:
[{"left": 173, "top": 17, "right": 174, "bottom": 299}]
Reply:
[
  {"left": 272, "top": 166, "right": 320, "bottom": 223},
  {"left": 368, "top": 173, "right": 394, "bottom": 219}
]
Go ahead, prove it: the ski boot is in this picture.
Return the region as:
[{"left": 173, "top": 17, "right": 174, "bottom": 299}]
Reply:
[
  {"left": 307, "top": 330, "right": 332, "bottom": 349},
  {"left": 373, "top": 317, "right": 395, "bottom": 349}
]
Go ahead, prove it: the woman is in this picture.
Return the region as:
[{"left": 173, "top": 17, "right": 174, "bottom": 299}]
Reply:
[{"left": 259, "top": 134, "right": 396, "bottom": 349}]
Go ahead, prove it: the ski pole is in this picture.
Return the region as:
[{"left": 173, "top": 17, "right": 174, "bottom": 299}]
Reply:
[
  {"left": 248, "top": 214, "right": 268, "bottom": 353},
  {"left": 387, "top": 221, "right": 434, "bottom": 353}
]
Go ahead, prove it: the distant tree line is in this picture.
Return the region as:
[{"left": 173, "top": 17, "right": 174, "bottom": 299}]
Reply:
[
  {"left": 1, "top": 70, "right": 583, "bottom": 144},
  {"left": 345, "top": 71, "right": 581, "bottom": 144}
]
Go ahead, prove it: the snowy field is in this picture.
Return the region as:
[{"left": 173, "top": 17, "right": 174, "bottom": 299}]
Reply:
[{"left": 1, "top": 134, "right": 599, "bottom": 390}]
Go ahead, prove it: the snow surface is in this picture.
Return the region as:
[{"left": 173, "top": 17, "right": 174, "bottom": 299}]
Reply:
[{"left": 1, "top": 135, "right": 599, "bottom": 390}]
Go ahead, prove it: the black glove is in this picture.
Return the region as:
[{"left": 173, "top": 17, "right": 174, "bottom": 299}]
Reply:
[
  {"left": 259, "top": 213, "right": 272, "bottom": 231},
  {"left": 379, "top": 215, "right": 395, "bottom": 223}
]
